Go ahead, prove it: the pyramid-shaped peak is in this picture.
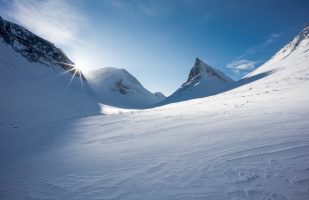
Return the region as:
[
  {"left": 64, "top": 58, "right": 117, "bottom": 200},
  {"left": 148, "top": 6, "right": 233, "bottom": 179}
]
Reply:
[
  {"left": 195, "top": 57, "right": 203, "bottom": 64},
  {"left": 194, "top": 57, "right": 211, "bottom": 67},
  {"left": 189, "top": 58, "right": 211, "bottom": 78},
  {"left": 159, "top": 57, "right": 234, "bottom": 105},
  {"left": 187, "top": 57, "right": 233, "bottom": 83}
]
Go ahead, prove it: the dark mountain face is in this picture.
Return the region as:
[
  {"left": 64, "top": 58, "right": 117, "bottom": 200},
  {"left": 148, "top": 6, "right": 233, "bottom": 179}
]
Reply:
[
  {"left": 186, "top": 58, "right": 225, "bottom": 84},
  {"left": 181, "top": 57, "right": 234, "bottom": 89},
  {"left": 156, "top": 58, "right": 234, "bottom": 106},
  {"left": 0, "top": 16, "right": 84, "bottom": 78}
]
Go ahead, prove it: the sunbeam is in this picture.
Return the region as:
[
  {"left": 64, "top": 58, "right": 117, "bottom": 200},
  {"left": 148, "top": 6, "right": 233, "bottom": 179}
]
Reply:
[{"left": 63, "top": 67, "right": 79, "bottom": 94}]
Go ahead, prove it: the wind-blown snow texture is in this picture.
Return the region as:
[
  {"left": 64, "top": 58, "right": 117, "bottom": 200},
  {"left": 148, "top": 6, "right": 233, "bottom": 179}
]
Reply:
[
  {"left": 159, "top": 57, "right": 234, "bottom": 105},
  {"left": 1, "top": 21, "right": 309, "bottom": 200}
]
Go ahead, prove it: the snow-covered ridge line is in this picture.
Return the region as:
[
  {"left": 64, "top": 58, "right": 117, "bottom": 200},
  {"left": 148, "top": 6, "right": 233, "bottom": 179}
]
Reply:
[
  {"left": 85, "top": 67, "right": 166, "bottom": 108},
  {"left": 160, "top": 23, "right": 309, "bottom": 106},
  {"left": 0, "top": 16, "right": 165, "bottom": 110},
  {"left": 271, "top": 24, "right": 309, "bottom": 61},
  {"left": 184, "top": 57, "right": 234, "bottom": 86},
  {"left": 245, "top": 23, "right": 309, "bottom": 79},
  {"left": 1, "top": 21, "right": 309, "bottom": 198},
  {"left": 0, "top": 16, "right": 83, "bottom": 78},
  {"left": 158, "top": 57, "right": 234, "bottom": 105}
]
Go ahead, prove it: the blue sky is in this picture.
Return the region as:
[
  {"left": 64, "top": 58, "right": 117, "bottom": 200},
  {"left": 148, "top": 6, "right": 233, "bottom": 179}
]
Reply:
[{"left": 1, "top": 0, "right": 309, "bottom": 95}]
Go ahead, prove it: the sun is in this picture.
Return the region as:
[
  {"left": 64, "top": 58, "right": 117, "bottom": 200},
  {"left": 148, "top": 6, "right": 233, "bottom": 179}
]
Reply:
[
  {"left": 72, "top": 57, "right": 90, "bottom": 73},
  {"left": 72, "top": 64, "right": 83, "bottom": 73}
]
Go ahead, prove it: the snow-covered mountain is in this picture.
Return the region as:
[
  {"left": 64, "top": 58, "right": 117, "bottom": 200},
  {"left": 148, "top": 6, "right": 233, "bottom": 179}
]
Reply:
[
  {"left": 0, "top": 16, "right": 100, "bottom": 129},
  {"left": 85, "top": 67, "right": 165, "bottom": 108},
  {"left": 274, "top": 23, "right": 309, "bottom": 60},
  {"left": 0, "top": 16, "right": 165, "bottom": 129},
  {"left": 0, "top": 16, "right": 83, "bottom": 78},
  {"left": 153, "top": 92, "right": 166, "bottom": 101},
  {"left": 245, "top": 23, "right": 309, "bottom": 79},
  {"left": 1, "top": 24, "right": 309, "bottom": 200},
  {"left": 0, "top": 35, "right": 101, "bottom": 131},
  {"left": 160, "top": 23, "right": 309, "bottom": 107},
  {"left": 159, "top": 57, "right": 234, "bottom": 105}
]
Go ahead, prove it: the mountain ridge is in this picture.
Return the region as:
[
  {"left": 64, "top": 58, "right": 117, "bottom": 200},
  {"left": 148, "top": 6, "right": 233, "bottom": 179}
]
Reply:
[
  {"left": 85, "top": 67, "right": 165, "bottom": 108},
  {"left": 158, "top": 57, "right": 234, "bottom": 105},
  {"left": 0, "top": 16, "right": 83, "bottom": 78},
  {"left": 0, "top": 16, "right": 165, "bottom": 109}
]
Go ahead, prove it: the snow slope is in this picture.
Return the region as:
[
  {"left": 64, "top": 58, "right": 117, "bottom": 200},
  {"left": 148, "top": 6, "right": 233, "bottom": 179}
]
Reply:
[
  {"left": 85, "top": 67, "right": 165, "bottom": 108},
  {"left": 0, "top": 40, "right": 101, "bottom": 132},
  {"left": 0, "top": 16, "right": 165, "bottom": 131},
  {"left": 1, "top": 24, "right": 309, "bottom": 200},
  {"left": 0, "top": 16, "right": 102, "bottom": 131},
  {"left": 159, "top": 57, "right": 234, "bottom": 105},
  {"left": 0, "top": 16, "right": 82, "bottom": 77}
]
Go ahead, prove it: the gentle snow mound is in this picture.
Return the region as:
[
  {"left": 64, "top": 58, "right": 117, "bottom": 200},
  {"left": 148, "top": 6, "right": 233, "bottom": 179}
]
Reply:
[{"left": 86, "top": 67, "right": 165, "bottom": 108}]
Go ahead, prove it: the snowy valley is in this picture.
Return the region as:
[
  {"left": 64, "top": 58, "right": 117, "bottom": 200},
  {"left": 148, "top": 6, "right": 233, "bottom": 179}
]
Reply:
[{"left": 1, "top": 16, "right": 309, "bottom": 200}]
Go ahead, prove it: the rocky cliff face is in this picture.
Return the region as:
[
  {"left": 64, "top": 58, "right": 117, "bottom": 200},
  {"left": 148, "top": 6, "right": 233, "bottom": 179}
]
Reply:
[
  {"left": 0, "top": 16, "right": 83, "bottom": 78},
  {"left": 182, "top": 57, "right": 233, "bottom": 89},
  {"left": 158, "top": 58, "right": 234, "bottom": 105}
]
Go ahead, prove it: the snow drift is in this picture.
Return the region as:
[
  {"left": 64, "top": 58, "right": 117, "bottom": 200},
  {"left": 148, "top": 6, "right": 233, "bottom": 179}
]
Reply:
[{"left": 1, "top": 17, "right": 309, "bottom": 200}]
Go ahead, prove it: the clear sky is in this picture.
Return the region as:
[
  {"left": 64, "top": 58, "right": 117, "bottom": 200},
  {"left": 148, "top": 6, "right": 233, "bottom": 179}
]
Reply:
[{"left": 1, "top": 0, "right": 309, "bottom": 95}]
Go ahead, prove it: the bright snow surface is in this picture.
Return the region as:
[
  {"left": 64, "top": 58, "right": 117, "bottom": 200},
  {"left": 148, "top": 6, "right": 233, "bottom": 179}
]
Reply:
[
  {"left": 159, "top": 58, "right": 234, "bottom": 105},
  {"left": 85, "top": 67, "right": 165, "bottom": 109},
  {"left": 1, "top": 26, "right": 309, "bottom": 199}
]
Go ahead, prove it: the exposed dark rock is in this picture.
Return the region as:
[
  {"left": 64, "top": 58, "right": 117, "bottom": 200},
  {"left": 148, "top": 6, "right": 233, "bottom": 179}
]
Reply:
[
  {"left": 0, "top": 16, "right": 84, "bottom": 79},
  {"left": 115, "top": 79, "right": 130, "bottom": 95},
  {"left": 182, "top": 57, "right": 233, "bottom": 88}
]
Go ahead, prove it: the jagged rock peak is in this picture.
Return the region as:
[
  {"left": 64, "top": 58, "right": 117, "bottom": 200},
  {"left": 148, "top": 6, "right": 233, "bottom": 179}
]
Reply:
[
  {"left": 186, "top": 57, "right": 233, "bottom": 84},
  {"left": 0, "top": 16, "right": 83, "bottom": 78}
]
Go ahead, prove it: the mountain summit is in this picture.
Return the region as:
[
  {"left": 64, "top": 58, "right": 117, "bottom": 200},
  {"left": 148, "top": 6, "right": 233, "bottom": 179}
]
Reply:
[
  {"left": 0, "top": 16, "right": 82, "bottom": 77},
  {"left": 85, "top": 67, "right": 165, "bottom": 108},
  {"left": 183, "top": 57, "right": 233, "bottom": 88},
  {"left": 158, "top": 58, "right": 234, "bottom": 105}
]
